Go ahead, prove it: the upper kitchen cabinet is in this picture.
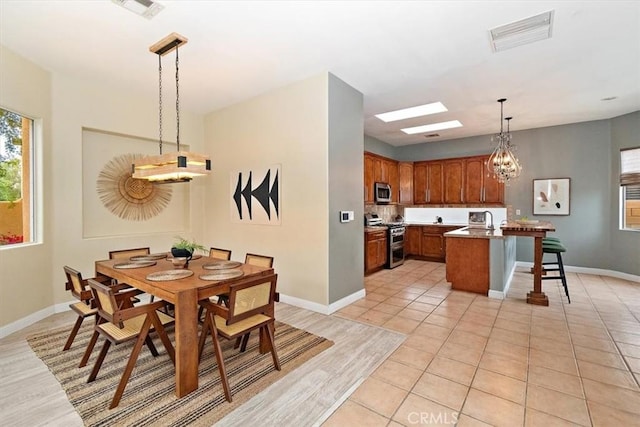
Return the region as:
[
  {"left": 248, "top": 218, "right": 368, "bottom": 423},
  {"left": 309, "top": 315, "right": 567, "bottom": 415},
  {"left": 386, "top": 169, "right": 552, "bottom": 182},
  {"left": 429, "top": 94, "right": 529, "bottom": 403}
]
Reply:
[
  {"left": 464, "top": 155, "right": 504, "bottom": 204},
  {"left": 398, "top": 162, "right": 413, "bottom": 205},
  {"left": 444, "top": 159, "right": 465, "bottom": 204},
  {"left": 414, "top": 161, "right": 444, "bottom": 204},
  {"left": 364, "top": 152, "right": 399, "bottom": 203}
]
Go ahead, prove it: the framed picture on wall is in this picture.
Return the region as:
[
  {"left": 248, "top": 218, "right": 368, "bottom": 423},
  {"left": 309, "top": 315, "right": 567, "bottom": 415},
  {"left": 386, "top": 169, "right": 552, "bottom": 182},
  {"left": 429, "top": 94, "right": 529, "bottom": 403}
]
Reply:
[{"left": 533, "top": 178, "right": 571, "bottom": 215}]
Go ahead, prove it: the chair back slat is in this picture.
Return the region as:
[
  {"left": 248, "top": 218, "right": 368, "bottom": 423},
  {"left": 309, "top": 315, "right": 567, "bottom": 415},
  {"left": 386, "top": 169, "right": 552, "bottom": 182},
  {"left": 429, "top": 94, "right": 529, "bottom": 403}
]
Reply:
[
  {"left": 244, "top": 253, "right": 274, "bottom": 268},
  {"left": 64, "top": 266, "right": 87, "bottom": 296},
  {"left": 209, "top": 247, "right": 232, "bottom": 260},
  {"left": 109, "top": 247, "right": 150, "bottom": 260},
  {"left": 227, "top": 274, "right": 277, "bottom": 324},
  {"left": 88, "top": 279, "right": 119, "bottom": 318}
]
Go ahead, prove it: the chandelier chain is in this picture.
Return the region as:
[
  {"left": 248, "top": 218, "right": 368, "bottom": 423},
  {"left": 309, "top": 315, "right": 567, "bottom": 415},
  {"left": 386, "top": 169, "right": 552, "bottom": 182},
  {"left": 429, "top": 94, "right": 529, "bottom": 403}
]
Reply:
[
  {"left": 175, "top": 46, "right": 180, "bottom": 152},
  {"left": 158, "top": 55, "right": 163, "bottom": 155}
]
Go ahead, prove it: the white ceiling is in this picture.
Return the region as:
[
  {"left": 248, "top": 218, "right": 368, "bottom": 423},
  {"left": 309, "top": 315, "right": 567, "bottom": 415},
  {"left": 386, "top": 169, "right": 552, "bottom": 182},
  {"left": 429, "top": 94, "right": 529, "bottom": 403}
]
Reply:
[{"left": 1, "top": 1, "right": 639, "bottom": 146}]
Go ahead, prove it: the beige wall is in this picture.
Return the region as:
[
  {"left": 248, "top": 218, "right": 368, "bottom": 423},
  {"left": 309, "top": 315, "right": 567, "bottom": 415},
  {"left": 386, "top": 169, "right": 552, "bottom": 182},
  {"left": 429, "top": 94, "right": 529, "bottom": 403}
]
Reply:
[
  {"left": 203, "top": 74, "right": 331, "bottom": 305},
  {"left": 0, "top": 45, "right": 207, "bottom": 329},
  {"left": 0, "top": 45, "right": 53, "bottom": 325}
]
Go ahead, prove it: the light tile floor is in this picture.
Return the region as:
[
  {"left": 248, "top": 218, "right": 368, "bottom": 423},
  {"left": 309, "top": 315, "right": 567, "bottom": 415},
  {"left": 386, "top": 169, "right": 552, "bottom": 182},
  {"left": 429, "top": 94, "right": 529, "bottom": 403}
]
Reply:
[{"left": 323, "top": 259, "right": 640, "bottom": 427}]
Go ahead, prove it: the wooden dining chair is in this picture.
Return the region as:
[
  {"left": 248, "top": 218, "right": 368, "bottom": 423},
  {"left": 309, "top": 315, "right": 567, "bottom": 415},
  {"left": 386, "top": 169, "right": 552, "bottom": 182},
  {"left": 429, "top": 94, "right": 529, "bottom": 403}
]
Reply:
[
  {"left": 62, "top": 266, "right": 114, "bottom": 351},
  {"left": 83, "top": 279, "right": 175, "bottom": 409},
  {"left": 209, "top": 247, "right": 232, "bottom": 260},
  {"left": 198, "top": 273, "right": 280, "bottom": 402},
  {"left": 108, "top": 247, "right": 151, "bottom": 260}
]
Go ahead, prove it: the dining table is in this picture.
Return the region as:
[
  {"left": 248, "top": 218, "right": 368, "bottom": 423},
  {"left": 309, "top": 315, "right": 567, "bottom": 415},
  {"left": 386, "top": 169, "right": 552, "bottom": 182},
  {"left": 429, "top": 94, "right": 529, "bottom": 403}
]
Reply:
[
  {"left": 95, "top": 254, "right": 275, "bottom": 398},
  {"left": 500, "top": 220, "right": 556, "bottom": 306}
]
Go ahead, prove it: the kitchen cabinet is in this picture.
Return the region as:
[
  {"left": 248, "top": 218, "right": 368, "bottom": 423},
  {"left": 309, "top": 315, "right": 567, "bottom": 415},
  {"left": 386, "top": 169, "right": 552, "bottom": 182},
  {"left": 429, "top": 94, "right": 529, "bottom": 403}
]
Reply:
[
  {"left": 413, "top": 161, "right": 444, "bottom": 204},
  {"left": 364, "top": 154, "right": 375, "bottom": 203},
  {"left": 405, "top": 225, "right": 421, "bottom": 255},
  {"left": 364, "top": 152, "right": 399, "bottom": 203},
  {"left": 365, "top": 230, "right": 387, "bottom": 273},
  {"left": 398, "top": 162, "right": 413, "bottom": 205},
  {"left": 464, "top": 155, "right": 504, "bottom": 204},
  {"left": 444, "top": 159, "right": 465, "bottom": 204}
]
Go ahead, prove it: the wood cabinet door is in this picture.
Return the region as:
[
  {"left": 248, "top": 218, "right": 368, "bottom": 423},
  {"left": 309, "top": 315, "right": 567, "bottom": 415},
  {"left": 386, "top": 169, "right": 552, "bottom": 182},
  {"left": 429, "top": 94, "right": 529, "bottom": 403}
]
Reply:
[
  {"left": 364, "top": 154, "right": 375, "bottom": 203},
  {"left": 413, "top": 162, "right": 428, "bottom": 204},
  {"left": 444, "top": 159, "right": 464, "bottom": 204},
  {"left": 421, "top": 233, "right": 443, "bottom": 258},
  {"left": 398, "top": 162, "right": 413, "bottom": 205},
  {"left": 427, "top": 162, "right": 444, "bottom": 204},
  {"left": 406, "top": 226, "right": 421, "bottom": 255},
  {"left": 377, "top": 238, "right": 387, "bottom": 267},
  {"left": 464, "top": 156, "right": 484, "bottom": 204},
  {"left": 375, "top": 158, "right": 386, "bottom": 183},
  {"left": 482, "top": 161, "right": 505, "bottom": 203},
  {"left": 387, "top": 160, "right": 399, "bottom": 203},
  {"left": 365, "top": 238, "right": 379, "bottom": 271}
]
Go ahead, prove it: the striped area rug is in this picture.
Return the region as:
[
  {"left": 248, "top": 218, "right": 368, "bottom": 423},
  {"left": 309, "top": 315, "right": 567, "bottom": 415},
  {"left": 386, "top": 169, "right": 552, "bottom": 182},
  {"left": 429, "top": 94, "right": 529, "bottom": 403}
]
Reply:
[{"left": 27, "top": 321, "right": 333, "bottom": 426}]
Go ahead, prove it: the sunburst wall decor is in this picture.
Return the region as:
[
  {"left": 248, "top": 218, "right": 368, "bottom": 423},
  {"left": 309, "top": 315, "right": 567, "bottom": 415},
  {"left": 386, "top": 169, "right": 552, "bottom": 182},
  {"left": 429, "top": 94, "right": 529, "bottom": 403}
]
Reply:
[{"left": 96, "top": 153, "right": 172, "bottom": 221}]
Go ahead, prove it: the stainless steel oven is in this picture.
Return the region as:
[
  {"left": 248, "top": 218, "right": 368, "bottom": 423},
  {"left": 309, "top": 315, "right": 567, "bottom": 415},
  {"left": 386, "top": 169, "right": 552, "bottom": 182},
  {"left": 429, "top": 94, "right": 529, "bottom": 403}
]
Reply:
[{"left": 386, "top": 224, "right": 405, "bottom": 268}]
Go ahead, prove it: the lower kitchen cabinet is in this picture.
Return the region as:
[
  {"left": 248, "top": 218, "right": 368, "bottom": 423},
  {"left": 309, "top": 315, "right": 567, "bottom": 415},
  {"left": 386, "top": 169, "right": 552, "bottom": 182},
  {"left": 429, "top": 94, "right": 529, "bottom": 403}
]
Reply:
[
  {"left": 365, "top": 230, "right": 387, "bottom": 273},
  {"left": 406, "top": 225, "right": 463, "bottom": 262}
]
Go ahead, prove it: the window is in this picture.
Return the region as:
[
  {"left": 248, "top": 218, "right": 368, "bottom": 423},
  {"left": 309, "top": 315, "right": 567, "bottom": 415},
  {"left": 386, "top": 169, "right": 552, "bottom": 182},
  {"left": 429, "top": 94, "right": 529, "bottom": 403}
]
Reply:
[
  {"left": 620, "top": 147, "right": 640, "bottom": 231},
  {"left": 0, "top": 107, "right": 33, "bottom": 246}
]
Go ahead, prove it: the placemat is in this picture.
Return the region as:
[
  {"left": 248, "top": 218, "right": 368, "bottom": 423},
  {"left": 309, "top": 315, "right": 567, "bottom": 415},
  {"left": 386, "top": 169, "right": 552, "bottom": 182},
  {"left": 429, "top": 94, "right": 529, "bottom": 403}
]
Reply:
[
  {"left": 114, "top": 261, "right": 157, "bottom": 269},
  {"left": 147, "top": 269, "right": 194, "bottom": 281},
  {"left": 203, "top": 260, "right": 242, "bottom": 270},
  {"left": 199, "top": 269, "right": 244, "bottom": 281},
  {"left": 131, "top": 253, "right": 167, "bottom": 261}
]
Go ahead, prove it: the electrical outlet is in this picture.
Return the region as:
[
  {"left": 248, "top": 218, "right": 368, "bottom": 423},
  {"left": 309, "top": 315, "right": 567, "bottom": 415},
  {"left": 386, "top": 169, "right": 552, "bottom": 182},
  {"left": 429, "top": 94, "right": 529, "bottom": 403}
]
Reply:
[{"left": 516, "top": 209, "right": 521, "bottom": 215}]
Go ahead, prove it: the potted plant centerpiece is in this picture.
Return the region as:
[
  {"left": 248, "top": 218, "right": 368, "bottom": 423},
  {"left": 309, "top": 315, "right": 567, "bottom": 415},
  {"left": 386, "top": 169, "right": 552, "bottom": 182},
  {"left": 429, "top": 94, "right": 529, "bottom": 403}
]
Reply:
[{"left": 171, "top": 236, "right": 206, "bottom": 267}]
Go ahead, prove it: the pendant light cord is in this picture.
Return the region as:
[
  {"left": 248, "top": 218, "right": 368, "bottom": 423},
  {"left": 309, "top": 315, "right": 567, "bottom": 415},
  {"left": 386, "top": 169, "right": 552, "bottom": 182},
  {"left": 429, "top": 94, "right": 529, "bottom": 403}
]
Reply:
[
  {"left": 175, "top": 46, "right": 180, "bottom": 152},
  {"left": 158, "top": 54, "right": 163, "bottom": 155}
]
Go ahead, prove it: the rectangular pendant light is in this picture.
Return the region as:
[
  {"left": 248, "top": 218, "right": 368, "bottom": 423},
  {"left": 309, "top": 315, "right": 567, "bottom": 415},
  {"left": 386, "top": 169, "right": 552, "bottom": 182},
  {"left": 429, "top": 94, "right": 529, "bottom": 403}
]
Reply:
[{"left": 132, "top": 151, "right": 211, "bottom": 183}]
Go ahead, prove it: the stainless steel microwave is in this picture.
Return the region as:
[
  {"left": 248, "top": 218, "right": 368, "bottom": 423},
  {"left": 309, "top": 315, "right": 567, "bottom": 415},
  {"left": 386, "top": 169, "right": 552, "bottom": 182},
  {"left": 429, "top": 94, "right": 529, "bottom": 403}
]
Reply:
[{"left": 375, "top": 182, "right": 392, "bottom": 204}]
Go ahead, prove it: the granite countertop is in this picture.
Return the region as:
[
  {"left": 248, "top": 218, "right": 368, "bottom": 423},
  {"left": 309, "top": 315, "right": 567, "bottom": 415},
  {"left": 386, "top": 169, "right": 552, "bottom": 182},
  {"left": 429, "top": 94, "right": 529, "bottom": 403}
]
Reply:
[
  {"left": 365, "top": 226, "right": 388, "bottom": 233},
  {"left": 405, "top": 222, "right": 468, "bottom": 227},
  {"left": 444, "top": 226, "right": 506, "bottom": 239}
]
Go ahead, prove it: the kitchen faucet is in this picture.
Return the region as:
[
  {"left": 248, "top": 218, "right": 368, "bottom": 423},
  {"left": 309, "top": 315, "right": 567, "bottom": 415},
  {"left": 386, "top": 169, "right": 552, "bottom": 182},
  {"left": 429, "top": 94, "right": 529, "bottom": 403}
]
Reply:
[{"left": 484, "top": 210, "right": 494, "bottom": 230}]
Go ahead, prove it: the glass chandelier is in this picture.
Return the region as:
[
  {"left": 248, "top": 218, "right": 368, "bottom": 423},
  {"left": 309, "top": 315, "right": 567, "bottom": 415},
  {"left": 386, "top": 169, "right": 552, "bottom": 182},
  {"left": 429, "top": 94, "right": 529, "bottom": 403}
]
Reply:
[
  {"left": 487, "top": 98, "right": 521, "bottom": 184},
  {"left": 132, "top": 33, "right": 211, "bottom": 184}
]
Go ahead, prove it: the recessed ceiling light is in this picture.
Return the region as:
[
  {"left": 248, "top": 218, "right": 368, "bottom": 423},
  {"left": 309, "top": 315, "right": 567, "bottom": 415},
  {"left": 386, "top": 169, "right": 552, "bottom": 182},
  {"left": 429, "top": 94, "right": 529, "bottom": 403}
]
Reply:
[
  {"left": 402, "top": 120, "right": 463, "bottom": 135},
  {"left": 375, "top": 102, "right": 448, "bottom": 122},
  {"left": 490, "top": 10, "right": 554, "bottom": 52}
]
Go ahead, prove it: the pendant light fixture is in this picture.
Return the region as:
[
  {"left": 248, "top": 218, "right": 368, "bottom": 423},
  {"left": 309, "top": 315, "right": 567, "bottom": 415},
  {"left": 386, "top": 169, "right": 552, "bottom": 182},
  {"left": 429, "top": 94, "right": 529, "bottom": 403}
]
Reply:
[
  {"left": 487, "top": 98, "right": 522, "bottom": 184},
  {"left": 132, "top": 32, "right": 211, "bottom": 184}
]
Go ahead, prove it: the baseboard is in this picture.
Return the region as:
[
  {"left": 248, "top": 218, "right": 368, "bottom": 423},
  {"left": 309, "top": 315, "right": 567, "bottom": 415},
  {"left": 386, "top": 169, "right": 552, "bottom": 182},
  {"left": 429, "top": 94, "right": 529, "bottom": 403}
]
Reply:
[
  {"left": 488, "top": 290, "right": 504, "bottom": 299},
  {"left": 0, "top": 305, "right": 56, "bottom": 339},
  {"left": 515, "top": 262, "right": 640, "bottom": 283},
  {"left": 279, "top": 289, "right": 366, "bottom": 315}
]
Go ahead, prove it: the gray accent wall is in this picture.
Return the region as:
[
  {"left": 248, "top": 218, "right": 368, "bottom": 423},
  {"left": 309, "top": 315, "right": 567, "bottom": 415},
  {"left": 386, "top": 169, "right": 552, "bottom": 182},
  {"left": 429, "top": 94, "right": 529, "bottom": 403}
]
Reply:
[
  {"left": 610, "top": 111, "right": 640, "bottom": 275},
  {"left": 365, "top": 113, "right": 639, "bottom": 276},
  {"left": 328, "top": 74, "right": 365, "bottom": 304}
]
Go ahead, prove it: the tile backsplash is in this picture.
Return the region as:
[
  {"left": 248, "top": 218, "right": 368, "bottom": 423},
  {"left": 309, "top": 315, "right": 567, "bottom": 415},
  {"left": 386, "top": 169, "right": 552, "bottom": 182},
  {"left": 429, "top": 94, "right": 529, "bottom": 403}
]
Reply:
[{"left": 365, "top": 204, "right": 405, "bottom": 223}]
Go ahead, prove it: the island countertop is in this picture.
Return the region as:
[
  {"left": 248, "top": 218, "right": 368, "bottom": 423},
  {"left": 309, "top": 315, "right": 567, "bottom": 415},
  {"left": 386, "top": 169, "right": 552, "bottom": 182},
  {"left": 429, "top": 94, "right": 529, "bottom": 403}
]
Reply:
[{"left": 444, "top": 226, "right": 506, "bottom": 239}]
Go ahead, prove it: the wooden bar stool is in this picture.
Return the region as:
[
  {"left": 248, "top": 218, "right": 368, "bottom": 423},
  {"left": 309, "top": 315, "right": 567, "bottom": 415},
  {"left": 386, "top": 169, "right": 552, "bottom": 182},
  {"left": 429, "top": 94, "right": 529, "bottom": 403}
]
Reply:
[{"left": 541, "top": 240, "right": 570, "bottom": 303}]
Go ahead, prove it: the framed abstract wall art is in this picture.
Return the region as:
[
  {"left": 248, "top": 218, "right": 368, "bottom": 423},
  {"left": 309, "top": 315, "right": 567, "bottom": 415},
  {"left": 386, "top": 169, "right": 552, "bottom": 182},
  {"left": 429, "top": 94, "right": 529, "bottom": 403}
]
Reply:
[{"left": 533, "top": 178, "right": 570, "bottom": 215}]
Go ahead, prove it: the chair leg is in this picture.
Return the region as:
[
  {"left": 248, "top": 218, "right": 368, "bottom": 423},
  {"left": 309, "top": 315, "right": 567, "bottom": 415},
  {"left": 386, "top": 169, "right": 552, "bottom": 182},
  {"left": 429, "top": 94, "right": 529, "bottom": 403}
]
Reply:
[
  {"left": 79, "top": 330, "right": 100, "bottom": 368},
  {"left": 198, "top": 310, "right": 212, "bottom": 361},
  {"left": 557, "top": 253, "right": 570, "bottom": 303},
  {"left": 150, "top": 312, "right": 175, "bottom": 364},
  {"left": 144, "top": 335, "right": 159, "bottom": 357},
  {"left": 63, "top": 316, "right": 84, "bottom": 351},
  {"left": 209, "top": 321, "right": 232, "bottom": 402},
  {"left": 110, "top": 317, "right": 152, "bottom": 409},
  {"left": 240, "top": 333, "right": 250, "bottom": 352},
  {"left": 263, "top": 324, "right": 281, "bottom": 371},
  {"left": 88, "top": 340, "right": 111, "bottom": 382}
]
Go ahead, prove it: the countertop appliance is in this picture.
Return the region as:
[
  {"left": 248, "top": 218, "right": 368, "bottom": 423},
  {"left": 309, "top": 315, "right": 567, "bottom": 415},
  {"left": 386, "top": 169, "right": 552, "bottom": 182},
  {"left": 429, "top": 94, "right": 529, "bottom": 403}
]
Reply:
[
  {"left": 374, "top": 182, "right": 391, "bottom": 204},
  {"left": 468, "top": 211, "right": 487, "bottom": 228},
  {"left": 364, "top": 212, "right": 383, "bottom": 226}
]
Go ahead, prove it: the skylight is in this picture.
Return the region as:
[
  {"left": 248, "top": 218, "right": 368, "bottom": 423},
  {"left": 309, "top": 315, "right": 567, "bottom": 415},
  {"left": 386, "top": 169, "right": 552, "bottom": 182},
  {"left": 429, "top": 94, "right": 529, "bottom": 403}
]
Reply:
[
  {"left": 375, "top": 102, "right": 448, "bottom": 122},
  {"left": 401, "top": 120, "right": 463, "bottom": 135}
]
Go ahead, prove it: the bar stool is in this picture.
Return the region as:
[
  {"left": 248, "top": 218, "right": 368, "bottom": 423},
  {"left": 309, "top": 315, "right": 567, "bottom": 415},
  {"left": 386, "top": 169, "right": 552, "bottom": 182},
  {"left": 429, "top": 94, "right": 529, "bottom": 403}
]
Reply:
[{"left": 541, "top": 240, "right": 570, "bottom": 303}]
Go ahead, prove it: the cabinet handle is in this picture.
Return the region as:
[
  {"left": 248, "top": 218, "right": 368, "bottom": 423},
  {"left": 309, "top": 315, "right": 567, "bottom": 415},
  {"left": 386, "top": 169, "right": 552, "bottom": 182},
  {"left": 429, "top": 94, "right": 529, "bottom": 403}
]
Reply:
[
  {"left": 426, "top": 189, "right": 430, "bottom": 202},
  {"left": 482, "top": 187, "right": 485, "bottom": 202},
  {"left": 460, "top": 188, "right": 463, "bottom": 202}
]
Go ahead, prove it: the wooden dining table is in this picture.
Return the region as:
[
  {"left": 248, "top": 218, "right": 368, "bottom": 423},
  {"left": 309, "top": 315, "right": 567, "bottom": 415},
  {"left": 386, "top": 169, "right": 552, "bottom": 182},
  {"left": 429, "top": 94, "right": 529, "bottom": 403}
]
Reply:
[
  {"left": 95, "top": 255, "right": 275, "bottom": 398},
  {"left": 500, "top": 221, "right": 555, "bottom": 306}
]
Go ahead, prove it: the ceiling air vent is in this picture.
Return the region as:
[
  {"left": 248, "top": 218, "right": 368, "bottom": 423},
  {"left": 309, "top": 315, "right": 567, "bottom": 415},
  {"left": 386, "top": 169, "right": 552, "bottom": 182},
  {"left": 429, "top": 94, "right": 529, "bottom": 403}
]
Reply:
[
  {"left": 112, "top": 0, "right": 164, "bottom": 20},
  {"left": 424, "top": 133, "right": 440, "bottom": 138},
  {"left": 489, "top": 10, "right": 554, "bottom": 52}
]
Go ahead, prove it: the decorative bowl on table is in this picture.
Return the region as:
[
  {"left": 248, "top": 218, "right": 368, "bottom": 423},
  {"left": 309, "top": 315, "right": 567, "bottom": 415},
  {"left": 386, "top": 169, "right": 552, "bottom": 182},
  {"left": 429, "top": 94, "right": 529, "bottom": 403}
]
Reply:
[{"left": 171, "top": 257, "right": 188, "bottom": 269}]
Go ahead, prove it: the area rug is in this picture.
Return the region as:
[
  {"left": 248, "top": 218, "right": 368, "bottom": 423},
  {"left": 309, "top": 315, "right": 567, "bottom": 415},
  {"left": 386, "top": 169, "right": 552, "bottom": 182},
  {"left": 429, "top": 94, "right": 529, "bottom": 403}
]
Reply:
[{"left": 27, "top": 321, "right": 333, "bottom": 427}]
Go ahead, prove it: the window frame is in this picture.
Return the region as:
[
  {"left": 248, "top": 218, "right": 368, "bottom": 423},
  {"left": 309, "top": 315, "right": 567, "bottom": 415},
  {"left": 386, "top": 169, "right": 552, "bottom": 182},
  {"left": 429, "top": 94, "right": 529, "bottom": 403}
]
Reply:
[{"left": 619, "top": 147, "right": 640, "bottom": 232}]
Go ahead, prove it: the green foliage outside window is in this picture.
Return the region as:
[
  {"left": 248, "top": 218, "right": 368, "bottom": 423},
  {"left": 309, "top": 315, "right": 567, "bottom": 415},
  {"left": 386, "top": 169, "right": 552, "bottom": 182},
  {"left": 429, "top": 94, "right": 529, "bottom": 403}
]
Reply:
[{"left": 0, "top": 108, "right": 22, "bottom": 202}]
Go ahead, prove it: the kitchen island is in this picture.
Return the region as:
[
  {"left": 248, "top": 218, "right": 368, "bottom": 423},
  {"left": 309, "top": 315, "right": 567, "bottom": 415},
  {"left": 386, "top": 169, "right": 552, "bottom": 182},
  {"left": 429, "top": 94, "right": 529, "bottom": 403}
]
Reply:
[{"left": 444, "top": 227, "right": 516, "bottom": 298}]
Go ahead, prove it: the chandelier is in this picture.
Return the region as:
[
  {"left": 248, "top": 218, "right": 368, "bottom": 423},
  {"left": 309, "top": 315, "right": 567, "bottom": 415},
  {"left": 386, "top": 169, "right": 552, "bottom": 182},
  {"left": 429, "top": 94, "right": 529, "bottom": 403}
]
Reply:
[
  {"left": 487, "top": 98, "right": 521, "bottom": 184},
  {"left": 132, "top": 33, "right": 211, "bottom": 184}
]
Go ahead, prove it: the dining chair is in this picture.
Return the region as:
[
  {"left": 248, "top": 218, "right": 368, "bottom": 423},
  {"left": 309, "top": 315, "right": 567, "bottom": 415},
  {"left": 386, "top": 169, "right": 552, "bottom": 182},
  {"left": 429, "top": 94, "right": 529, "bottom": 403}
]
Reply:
[
  {"left": 108, "top": 247, "right": 151, "bottom": 260},
  {"left": 209, "top": 247, "right": 232, "bottom": 260},
  {"left": 198, "top": 273, "right": 280, "bottom": 402},
  {"left": 83, "top": 278, "right": 175, "bottom": 409},
  {"left": 62, "top": 266, "right": 112, "bottom": 351}
]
